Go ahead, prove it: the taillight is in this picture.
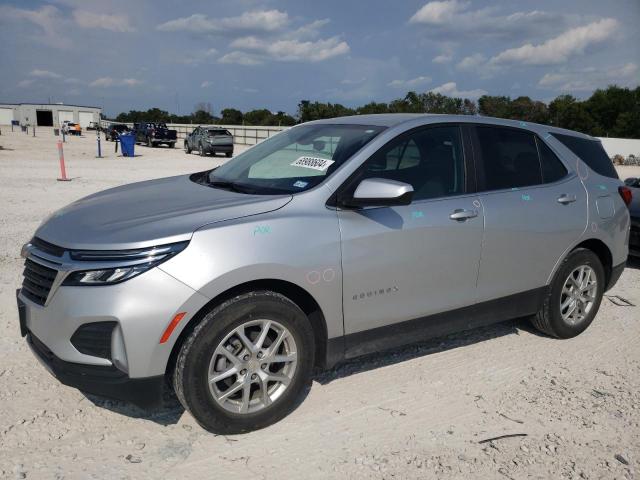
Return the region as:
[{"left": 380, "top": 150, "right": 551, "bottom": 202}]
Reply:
[{"left": 618, "top": 186, "right": 632, "bottom": 206}]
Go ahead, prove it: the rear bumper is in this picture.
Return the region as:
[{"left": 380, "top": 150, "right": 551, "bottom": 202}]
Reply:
[
  {"left": 606, "top": 261, "right": 626, "bottom": 291},
  {"left": 27, "top": 331, "right": 164, "bottom": 408},
  {"left": 204, "top": 143, "right": 233, "bottom": 153}
]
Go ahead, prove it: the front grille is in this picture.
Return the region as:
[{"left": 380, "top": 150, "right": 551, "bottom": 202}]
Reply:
[
  {"left": 70, "top": 322, "right": 116, "bottom": 359},
  {"left": 21, "top": 258, "right": 58, "bottom": 305}
]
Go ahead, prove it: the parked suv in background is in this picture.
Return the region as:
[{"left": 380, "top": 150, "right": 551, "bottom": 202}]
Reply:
[
  {"left": 624, "top": 176, "right": 640, "bottom": 257},
  {"left": 17, "top": 115, "right": 630, "bottom": 434},
  {"left": 134, "top": 122, "right": 177, "bottom": 148},
  {"left": 185, "top": 126, "right": 234, "bottom": 157}
]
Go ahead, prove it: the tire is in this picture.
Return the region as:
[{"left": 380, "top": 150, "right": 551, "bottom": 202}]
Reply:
[
  {"left": 199, "top": 143, "right": 206, "bottom": 156},
  {"left": 531, "top": 248, "right": 605, "bottom": 338},
  {"left": 184, "top": 141, "right": 191, "bottom": 154},
  {"left": 170, "top": 142, "right": 175, "bottom": 148},
  {"left": 146, "top": 137, "right": 152, "bottom": 147},
  {"left": 226, "top": 152, "right": 233, "bottom": 158},
  {"left": 173, "top": 291, "right": 315, "bottom": 434}
]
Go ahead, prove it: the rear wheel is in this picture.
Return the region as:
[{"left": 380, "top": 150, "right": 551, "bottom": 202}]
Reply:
[
  {"left": 226, "top": 151, "right": 233, "bottom": 158},
  {"left": 173, "top": 291, "right": 314, "bottom": 434},
  {"left": 146, "top": 137, "right": 152, "bottom": 147},
  {"left": 184, "top": 141, "right": 191, "bottom": 154},
  {"left": 531, "top": 248, "right": 604, "bottom": 338},
  {"left": 199, "top": 142, "right": 206, "bottom": 156}
]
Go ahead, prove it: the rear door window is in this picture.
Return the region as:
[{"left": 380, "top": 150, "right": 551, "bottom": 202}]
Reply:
[
  {"left": 536, "top": 138, "right": 568, "bottom": 183},
  {"left": 551, "top": 133, "right": 618, "bottom": 179},
  {"left": 475, "top": 126, "right": 542, "bottom": 190}
]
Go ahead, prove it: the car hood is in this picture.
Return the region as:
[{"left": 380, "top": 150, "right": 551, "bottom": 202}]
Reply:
[{"left": 35, "top": 174, "right": 292, "bottom": 250}]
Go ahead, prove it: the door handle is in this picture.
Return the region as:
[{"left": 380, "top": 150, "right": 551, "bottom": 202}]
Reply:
[
  {"left": 557, "top": 194, "right": 577, "bottom": 205},
  {"left": 449, "top": 209, "right": 478, "bottom": 221}
]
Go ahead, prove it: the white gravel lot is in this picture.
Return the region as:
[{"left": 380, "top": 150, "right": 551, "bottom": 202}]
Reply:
[{"left": 0, "top": 128, "right": 639, "bottom": 479}]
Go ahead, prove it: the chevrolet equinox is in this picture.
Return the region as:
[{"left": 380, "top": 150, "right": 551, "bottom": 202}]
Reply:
[{"left": 18, "top": 114, "right": 631, "bottom": 433}]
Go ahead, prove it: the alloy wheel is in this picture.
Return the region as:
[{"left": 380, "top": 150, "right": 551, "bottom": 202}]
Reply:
[
  {"left": 560, "top": 265, "right": 597, "bottom": 325},
  {"left": 208, "top": 319, "right": 298, "bottom": 414}
]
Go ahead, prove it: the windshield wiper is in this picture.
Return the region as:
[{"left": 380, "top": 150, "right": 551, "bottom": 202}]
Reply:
[{"left": 207, "top": 178, "right": 254, "bottom": 194}]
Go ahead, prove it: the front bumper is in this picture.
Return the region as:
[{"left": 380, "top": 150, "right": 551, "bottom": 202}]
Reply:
[{"left": 27, "top": 330, "right": 164, "bottom": 408}]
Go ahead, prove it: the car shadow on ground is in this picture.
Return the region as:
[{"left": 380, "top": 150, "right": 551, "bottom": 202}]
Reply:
[
  {"left": 625, "top": 257, "right": 640, "bottom": 269},
  {"left": 314, "top": 317, "right": 534, "bottom": 385},
  {"left": 82, "top": 317, "right": 535, "bottom": 427}
]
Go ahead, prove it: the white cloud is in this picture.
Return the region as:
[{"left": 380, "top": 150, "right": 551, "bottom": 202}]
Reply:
[
  {"left": 0, "top": 5, "right": 70, "bottom": 48},
  {"left": 201, "top": 80, "right": 212, "bottom": 88},
  {"left": 287, "top": 19, "right": 331, "bottom": 40},
  {"left": 388, "top": 76, "right": 432, "bottom": 88},
  {"left": 432, "top": 54, "right": 452, "bottom": 64},
  {"left": 73, "top": 10, "right": 134, "bottom": 32},
  {"left": 30, "top": 69, "right": 62, "bottom": 79},
  {"left": 430, "top": 81, "right": 487, "bottom": 99},
  {"left": 178, "top": 48, "right": 219, "bottom": 66},
  {"left": 538, "top": 63, "right": 639, "bottom": 91},
  {"left": 17, "top": 79, "right": 35, "bottom": 88},
  {"left": 456, "top": 54, "right": 486, "bottom": 71},
  {"left": 410, "top": 0, "right": 466, "bottom": 25},
  {"left": 409, "top": 0, "right": 565, "bottom": 39},
  {"left": 491, "top": 18, "right": 618, "bottom": 66},
  {"left": 157, "top": 10, "right": 289, "bottom": 34},
  {"left": 229, "top": 35, "right": 349, "bottom": 63},
  {"left": 89, "top": 77, "right": 142, "bottom": 88},
  {"left": 218, "top": 51, "right": 263, "bottom": 66}
]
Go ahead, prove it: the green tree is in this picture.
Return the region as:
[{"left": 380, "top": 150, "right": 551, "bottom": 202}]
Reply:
[
  {"left": 478, "top": 95, "right": 511, "bottom": 118},
  {"left": 220, "top": 108, "right": 243, "bottom": 125}
]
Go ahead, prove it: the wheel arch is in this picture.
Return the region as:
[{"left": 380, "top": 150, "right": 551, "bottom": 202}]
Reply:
[
  {"left": 547, "top": 238, "right": 613, "bottom": 288},
  {"left": 572, "top": 238, "right": 613, "bottom": 286},
  {"left": 166, "top": 279, "right": 329, "bottom": 379}
]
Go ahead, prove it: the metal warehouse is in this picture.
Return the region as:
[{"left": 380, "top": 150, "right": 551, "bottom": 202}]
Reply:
[{"left": 0, "top": 103, "right": 102, "bottom": 128}]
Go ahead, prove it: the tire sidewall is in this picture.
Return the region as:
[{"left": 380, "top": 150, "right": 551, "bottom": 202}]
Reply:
[
  {"left": 176, "top": 292, "right": 315, "bottom": 434},
  {"left": 548, "top": 249, "right": 605, "bottom": 338}
]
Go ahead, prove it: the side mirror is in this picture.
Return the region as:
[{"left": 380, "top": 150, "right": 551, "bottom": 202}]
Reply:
[
  {"left": 624, "top": 177, "right": 639, "bottom": 187},
  {"left": 344, "top": 178, "right": 413, "bottom": 207}
]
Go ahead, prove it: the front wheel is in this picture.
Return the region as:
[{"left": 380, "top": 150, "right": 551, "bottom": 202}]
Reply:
[
  {"left": 173, "top": 291, "right": 314, "bottom": 434},
  {"left": 531, "top": 248, "right": 605, "bottom": 338},
  {"left": 199, "top": 143, "right": 206, "bottom": 156},
  {"left": 184, "top": 141, "right": 191, "bottom": 154}
]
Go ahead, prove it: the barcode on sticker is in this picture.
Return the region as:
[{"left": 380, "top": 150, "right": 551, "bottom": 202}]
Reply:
[{"left": 291, "top": 156, "right": 335, "bottom": 171}]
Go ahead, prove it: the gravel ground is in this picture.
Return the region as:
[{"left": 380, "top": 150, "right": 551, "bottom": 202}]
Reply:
[{"left": 1, "top": 128, "right": 639, "bottom": 479}]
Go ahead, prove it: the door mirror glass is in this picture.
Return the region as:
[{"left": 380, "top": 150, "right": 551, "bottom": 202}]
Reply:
[{"left": 346, "top": 178, "right": 413, "bottom": 207}]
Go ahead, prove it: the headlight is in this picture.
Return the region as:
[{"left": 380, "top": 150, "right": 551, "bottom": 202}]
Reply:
[{"left": 62, "top": 241, "right": 188, "bottom": 286}]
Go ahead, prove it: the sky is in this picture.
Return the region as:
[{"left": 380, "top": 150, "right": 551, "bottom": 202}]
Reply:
[{"left": 0, "top": 0, "right": 638, "bottom": 117}]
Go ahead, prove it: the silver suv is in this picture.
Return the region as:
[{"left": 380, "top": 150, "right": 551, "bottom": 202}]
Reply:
[{"left": 17, "top": 114, "right": 631, "bottom": 434}]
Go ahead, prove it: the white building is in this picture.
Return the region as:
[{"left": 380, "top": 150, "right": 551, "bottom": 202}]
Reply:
[{"left": 0, "top": 103, "right": 102, "bottom": 128}]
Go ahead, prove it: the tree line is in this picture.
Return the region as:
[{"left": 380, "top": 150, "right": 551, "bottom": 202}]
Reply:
[{"left": 110, "top": 85, "right": 639, "bottom": 139}]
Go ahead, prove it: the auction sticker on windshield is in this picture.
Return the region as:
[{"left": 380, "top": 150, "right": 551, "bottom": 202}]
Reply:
[{"left": 291, "top": 156, "right": 335, "bottom": 172}]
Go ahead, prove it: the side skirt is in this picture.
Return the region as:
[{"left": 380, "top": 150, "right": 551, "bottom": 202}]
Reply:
[{"left": 325, "top": 287, "right": 546, "bottom": 365}]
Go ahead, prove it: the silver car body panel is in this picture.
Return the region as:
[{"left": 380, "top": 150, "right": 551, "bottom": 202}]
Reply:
[{"left": 19, "top": 114, "right": 629, "bottom": 384}]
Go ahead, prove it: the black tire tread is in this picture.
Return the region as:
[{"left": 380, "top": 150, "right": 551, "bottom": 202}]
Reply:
[{"left": 173, "top": 290, "right": 314, "bottom": 434}]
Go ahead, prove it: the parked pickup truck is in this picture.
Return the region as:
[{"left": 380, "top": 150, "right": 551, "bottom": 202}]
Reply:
[{"left": 134, "top": 122, "right": 177, "bottom": 148}]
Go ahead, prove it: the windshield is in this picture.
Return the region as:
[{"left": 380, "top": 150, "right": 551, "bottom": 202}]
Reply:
[{"left": 206, "top": 123, "right": 385, "bottom": 194}]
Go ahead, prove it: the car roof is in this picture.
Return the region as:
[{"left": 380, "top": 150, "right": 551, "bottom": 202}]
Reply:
[{"left": 308, "top": 114, "right": 595, "bottom": 140}]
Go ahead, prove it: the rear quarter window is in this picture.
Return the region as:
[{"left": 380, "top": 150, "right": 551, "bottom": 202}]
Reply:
[{"left": 551, "top": 133, "right": 618, "bottom": 179}]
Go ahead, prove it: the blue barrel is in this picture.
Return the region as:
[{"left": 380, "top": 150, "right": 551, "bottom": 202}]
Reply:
[{"left": 119, "top": 133, "right": 136, "bottom": 157}]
